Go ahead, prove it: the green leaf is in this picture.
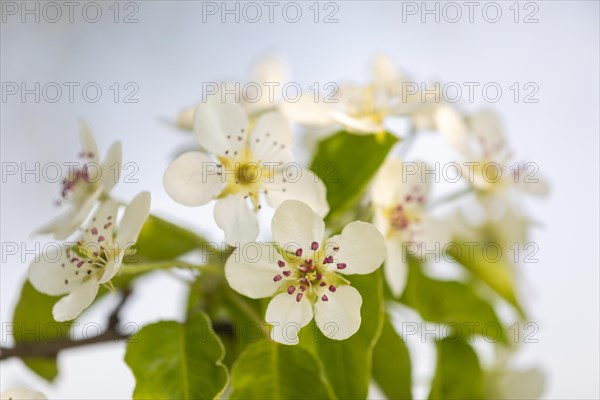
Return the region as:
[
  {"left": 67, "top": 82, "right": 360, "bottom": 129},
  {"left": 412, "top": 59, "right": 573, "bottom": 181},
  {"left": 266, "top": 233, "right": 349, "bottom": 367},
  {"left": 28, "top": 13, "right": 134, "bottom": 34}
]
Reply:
[
  {"left": 310, "top": 131, "right": 397, "bottom": 222},
  {"left": 12, "top": 281, "right": 72, "bottom": 381},
  {"left": 230, "top": 341, "right": 334, "bottom": 399},
  {"left": 125, "top": 312, "right": 228, "bottom": 400},
  {"left": 402, "top": 256, "right": 505, "bottom": 343},
  {"left": 429, "top": 338, "right": 485, "bottom": 399},
  {"left": 300, "top": 270, "right": 385, "bottom": 399},
  {"left": 187, "top": 273, "right": 265, "bottom": 368},
  {"left": 446, "top": 238, "right": 524, "bottom": 317},
  {"left": 373, "top": 314, "right": 412, "bottom": 400},
  {"left": 133, "top": 214, "right": 206, "bottom": 262}
]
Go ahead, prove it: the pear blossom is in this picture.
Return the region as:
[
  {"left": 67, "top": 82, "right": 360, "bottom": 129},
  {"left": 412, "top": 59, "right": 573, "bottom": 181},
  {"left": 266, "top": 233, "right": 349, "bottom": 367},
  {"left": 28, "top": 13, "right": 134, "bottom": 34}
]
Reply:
[
  {"left": 225, "top": 200, "right": 386, "bottom": 345},
  {"left": 282, "top": 55, "right": 445, "bottom": 136},
  {"left": 164, "top": 97, "right": 329, "bottom": 246},
  {"left": 36, "top": 122, "right": 122, "bottom": 240},
  {"left": 0, "top": 388, "right": 46, "bottom": 400},
  {"left": 176, "top": 54, "right": 289, "bottom": 130},
  {"left": 485, "top": 346, "right": 545, "bottom": 399},
  {"left": 28, "top": 192, "right": 150, "bottom": 322},
  {"left": 371, "top": 158, "right": 449, "bottom": 296},
  {"left": 435, "top": 105, "right": 549, "bottom": 203}
]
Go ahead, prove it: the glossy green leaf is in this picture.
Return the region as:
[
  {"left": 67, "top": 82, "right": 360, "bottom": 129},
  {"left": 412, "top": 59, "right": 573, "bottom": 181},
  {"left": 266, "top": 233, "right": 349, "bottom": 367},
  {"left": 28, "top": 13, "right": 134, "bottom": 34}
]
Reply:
[
  {"left": 300, "top": 270, "right": 385, "bottom": 399},
  {"left": 310, "top": 131, "right": 397, "bottom": 222},
  {"left": 429, "top": 338, "right": 485, "bottom": 399},
  {"left": 230, "top": 341, "right": 334, "bottom": 399},
  {"left": 12, "top": 281, "right": 72, "bottom": 381},
  {"left": 446, "top": 238, "right": 524, "bottom": 317},
  {"left": 133, "top": 214, "right": 206, "bottom": 262},
  {"left": 402, "top": 256, "right": 505, "bottom": 343},
  {"left": 125, "top": 312, "right": 228, "bottom": 399},
  {"left": 373, "top": 314, "right": 412, "bottom": 400}
]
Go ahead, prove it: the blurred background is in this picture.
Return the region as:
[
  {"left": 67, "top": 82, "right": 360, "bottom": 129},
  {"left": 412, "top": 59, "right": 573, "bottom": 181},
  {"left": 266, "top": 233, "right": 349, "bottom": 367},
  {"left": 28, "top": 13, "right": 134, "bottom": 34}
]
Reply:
[{"left": 1, "top": 1, "right": 598, "bottom": 398}]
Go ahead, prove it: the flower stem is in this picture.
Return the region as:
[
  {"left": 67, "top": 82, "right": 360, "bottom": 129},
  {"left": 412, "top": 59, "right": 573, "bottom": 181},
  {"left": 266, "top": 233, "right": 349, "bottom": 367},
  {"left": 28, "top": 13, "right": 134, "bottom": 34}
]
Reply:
[
  {"left": 427, "top": 187, "right": 473, "bottom": 210},
  {"left": 120, "top": 261, "right": 222, "bottom": 276}
]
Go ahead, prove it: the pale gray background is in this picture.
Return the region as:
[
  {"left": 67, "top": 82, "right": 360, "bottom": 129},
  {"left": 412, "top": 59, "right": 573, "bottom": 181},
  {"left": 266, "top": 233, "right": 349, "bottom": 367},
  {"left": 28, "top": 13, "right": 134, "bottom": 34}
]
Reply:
[{"left": 1, "top": 1, "right": 599, "bottom": 399}]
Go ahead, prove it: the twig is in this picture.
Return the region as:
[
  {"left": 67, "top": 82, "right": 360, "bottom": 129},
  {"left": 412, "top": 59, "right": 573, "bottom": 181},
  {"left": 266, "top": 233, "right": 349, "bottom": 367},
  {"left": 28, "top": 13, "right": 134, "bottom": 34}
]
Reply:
[{"left": 0, "top": 289, "right": 133, "bottom": 361}]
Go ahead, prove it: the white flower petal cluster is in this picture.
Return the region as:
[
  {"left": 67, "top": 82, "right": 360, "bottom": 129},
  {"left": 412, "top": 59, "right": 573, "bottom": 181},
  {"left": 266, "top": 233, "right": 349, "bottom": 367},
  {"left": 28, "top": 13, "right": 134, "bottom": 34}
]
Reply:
[
  {"left": 164, "top": 97, "right": 329, "bottom": 245},
  {"left": 225, "top": 200, "right": 386, "bottom": 345},
  {"left": 372, "top": 158, "right": 449, "bottom": 296},
  {"left": 36, "top": 122, "right": 122, "bottom": 240},
  {"left": 28, "top": 192, "right": 150, "bottom": 321}
]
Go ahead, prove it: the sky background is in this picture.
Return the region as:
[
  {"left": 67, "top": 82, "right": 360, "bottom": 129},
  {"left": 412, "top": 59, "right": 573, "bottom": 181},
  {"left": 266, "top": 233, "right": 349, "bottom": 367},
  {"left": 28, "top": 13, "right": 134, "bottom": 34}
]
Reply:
[{"left": 1, "top": 1, "right": 599, "bottom": 398}]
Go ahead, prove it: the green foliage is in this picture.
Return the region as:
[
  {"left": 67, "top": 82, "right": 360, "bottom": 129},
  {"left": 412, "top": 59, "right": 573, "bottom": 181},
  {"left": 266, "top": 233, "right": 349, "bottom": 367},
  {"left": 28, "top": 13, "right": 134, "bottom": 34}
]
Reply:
[
  {"left": 310, "top": 131, "right": 397, "bottom": 222},
  {"left": 429, "top": 338, "right": 485, "bottom": 399},
  {"left": 300, "top": 270, "right": 384, "bottom": 399},
  {"left": 446, "top": 238, "right": 524, "bottom": 316},
  {"left": 402, "top": 256, "right": 506, "bottom": 343},
  {"left": 133, "top": 214, "right": 207, "bottom": 262},
  {"left": 229, "top": 341, "right": 334, "bottom": 399},
  {"left": 12, "top": 281, "right": 73, "bottom": 381},
  {"left": 372, "top": 314, "right": 412, "bottom": 400},
  {"left": 124, "top": 312, "right": 229, "bottom": 400}
]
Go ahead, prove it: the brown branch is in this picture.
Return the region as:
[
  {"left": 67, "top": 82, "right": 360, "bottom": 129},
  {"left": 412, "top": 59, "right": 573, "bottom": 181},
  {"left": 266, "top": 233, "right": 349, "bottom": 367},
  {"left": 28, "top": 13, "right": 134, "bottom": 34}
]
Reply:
[{"left": 0, "top": 288, "right": 133, "bottom": 361}]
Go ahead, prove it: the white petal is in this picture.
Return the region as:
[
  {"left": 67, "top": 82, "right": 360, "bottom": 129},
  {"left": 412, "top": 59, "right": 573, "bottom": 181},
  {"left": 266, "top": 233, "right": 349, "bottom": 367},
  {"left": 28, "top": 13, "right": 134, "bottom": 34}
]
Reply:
[
  {"left": 264, "top": 169, "right": 329, "bottom": 217},
  {"left": 383, "top": 239, "right": 408, "bottom": 297},
  {"left": 249, "top": 111, "right": 293, "bottom": 163},
  {"left": 98, "top": 141, "right": 122, "bottom": 193},
  {"left": 52, "top": 280, "right": 99, "bottom": 321},
  {"left": 35, "top": 186, "right": 102, "bottom": 240},
  {"left": 176, "top": 105, "right": 195, "bottom": 130},
  {"left": 515, "top": 176, "right": 549, "bottom": 197},
  {"left": 279, "top": 94, "right": 335, "bottom": 127},
  {"left": 371, "top": 54, "right": 400, "bottom": 86},
  {"left": 193, "top": 96, "right": 249, "bottom": 156},
  {"left": 265, "top": 292, "right": 313, "bottom": 345},
  {"left": 435, "top": 105, "right": 472, "bottom": 158},
  {"left": 163, "top": 151, "right": 224, "bottom": 206},
  {"left": 331, "top": 110, "right": 384, "bottom": 135},
  {"left": 326, "top": 221, "right": 386, "bottom": 275},
  {"left": 314, "top": 285, "right": 362, "bottom": 340},
  {"left": 115, "top": 191, "right": 151, "bottom": 246},
  {"left": 271, "top": 200, "right": 325, "bottom": 255},
  {"left": 372, "top": 158, "right": 404, "bottom": 207},
  {"left": 225, "top": 243, "right": 285, "bottom": 298},
  {"left": 395, "top": 160, "right": 431, "bottom": 203},
  {"left": 28, "top": 245, "right": 83, "bottom": 296},
  {"left": 79, "top": 121, "right": 99, "bottom": 163},
  {"left": 1, "top": 387, "right": 47, "bottom": 400},
  {"left": 249, "top": 53, "right": 289, "bottom": 84},
  {"left": 81, "top": 199, "right": 119, "bottom": 246},
  {"left": 214, "top": 194, "right": 259, "bottom": 246}
]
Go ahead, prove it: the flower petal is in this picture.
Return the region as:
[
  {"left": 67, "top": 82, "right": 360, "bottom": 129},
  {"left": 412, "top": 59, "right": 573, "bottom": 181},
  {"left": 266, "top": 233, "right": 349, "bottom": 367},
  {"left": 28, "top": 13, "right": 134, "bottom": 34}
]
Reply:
[
  {"left": 264, "top": 169, "right": 329, "bottom": 217},
  {"left": 265, "top": 292, "right": 313, "bottom": 345},
  {"left": 326, "top": 221, "right": 386, "bottom": 275},
  {"left": 176, "top": 105, "right": 195, "bottom": 130},
  {"left": 79, "top": 121, "right": 99, "bottom": 163},
  {"left": 279, "top": 94, "right": 335, "bottom": 127},
  {"left": 271, "top": 200, "right": 325, "bottom": 255},
  {"left": 249, "top": 111, "right": 293, "bottom": 164},
  {"left": 225, "top": 243, "right": 284, "bottom": 298},
  {"left": 115, "top": 191, "right": 151, "bottom": 247},
  {"left": 435, "top": 105, "right": 472, "bottom": 158},
  {"left": 193, "top": 96, "right": 249, "bottom": 157},
  {"left": 98, "top": 141, "right": 122, "bottom": 193},
  {"left": 28, "top": 245, "right": 83, "bottom": 296},
  {"left": 34, "top": 186, "right": 102, "bottom": 240},
  {"left": 214, "top": 194, "right": 259, "bottom": 246},
  {"left": 314, "top": 285, "right": 362, "bottom": 340},
  {"left": 1, "top": 387, "right": 47, "bottom": 400},
  {"left": 52, "top": 279, "right": 99, "bottom": 322},
  {"left": 163, "top": 151, "right": 224, "bottom": 206},
  {"left": 81, "top": 199, "right": 119, "bottom": 247},
  {"left": 372, "top": 158, "right": 404, "bottom": 207},
  {"left": 383, "top": 238, "right": 408, "bottom": 297}
]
